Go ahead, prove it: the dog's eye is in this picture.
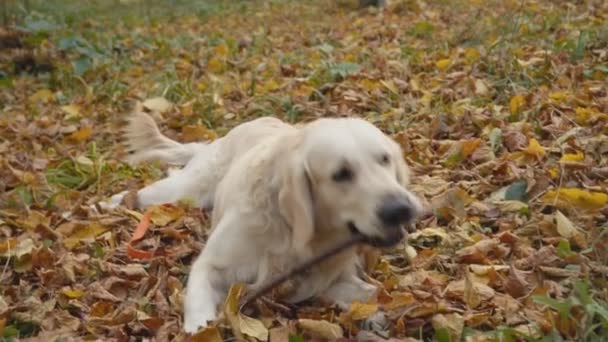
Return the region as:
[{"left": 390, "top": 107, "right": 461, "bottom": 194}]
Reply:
[
  {"left": 379, "top": 153, "right": 390, "bottom": 165},
  {"left": 332, "top": 166, "right": 354, "bottom": 182}
]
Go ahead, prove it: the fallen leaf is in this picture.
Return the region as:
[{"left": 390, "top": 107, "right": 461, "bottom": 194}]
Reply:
[
  {"left": 542, "top": 188, "right": 608, "bottom": 211},
  {"left": 29, "top": 89, "right": 54, "bottom": 103},
  {"left": 61, "top": 104, "right": 81, "bottom": 118},
  {"left": 148, "top": 204, "right": 184, "bottom": 226},
  {"left": 560, "top": 151, "right": 584, "bottom": 162},
  {"left": 432, "top": 313, "right": 464, "bottom": 342},
  {"left": 62, "top": 287, "right": 85, "bottom": 299},
  {"left": 239, "top": 314, "right": 269, "bottom": 340},
  {"left": 344, "top": 301, "right": 378, "bottom": 321},
  {"left": 127, "top": 245, "right": 154, "bottom": 260},
  {"left": 182, "top": 125, "right": 218, "bottom": 142},
  {"left": 435, "top": 58, "right": 451, "bottom": 70},
  {"left": 298, "top": 319, "right": 343, "bottom": 339},
  {"left": 269, "top": 326, "right": 296, "bottom": 342},
  {"left": 66, "top": 126, "right": 93, "bottom": 143},
  {"left": 474, "top": 79, "right": 489, "bottom": 95},
  {"left": 522, "top": 138, "right": 545, "bottom": 158},
  {"left": 510, "top": 94, "right": 526, "bottom": 114},
  {"left": 0, "top": 238, "right": 34, "bottom": 257},
  {"left": 142, "top": 97, "right": 173, "bottom": 113},
  {"left": 63, "top": 223, "right": 109, "bottom": 249},
  {"left": 555, "top": 210, "right": 581, "bottom": 239},
  {"left": 446, "top": 276, "right": 495, "bottom": 308},
  {"left": 504, "top": 265, "right": 530, "bottom": 298},
  {"left": 385, "top": 292, "right": 416, "bottom": 310},
  {"left": 130, "top": 211, "right": 151, "bottom": 243}
]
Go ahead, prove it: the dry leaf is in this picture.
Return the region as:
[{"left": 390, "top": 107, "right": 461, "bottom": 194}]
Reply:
[
  {"left": 298, "top": 319, "right": 343, "bottom": 339},
  {"left": 142, "top": 97, "right": 173, "bottom": 113},
  {"left": 148, "top": 204, "right": 184, "bottom": 226},
  {"left": 67, "top": 127, "right": 93, "bottom": 143},
  {"left": 510, "top": 94, "right": 526, "bottom": 114},
  {"left": 344, "top": 301, "right": 378, "bottom": 321},
  {"left": 504, "top": 265, "right": 530, "bottom": 298},
  {"left": 431, "top": 313, "right": 464, "bottom": 342},
  {"left": 29, "top": 89, "right": 54, "bottom": 103},
  {"left": 436, "top": 58, "right": 451, "bottom": 70},
  {"left": 63, "top": 223, "right": 109, "bottom": 249}
]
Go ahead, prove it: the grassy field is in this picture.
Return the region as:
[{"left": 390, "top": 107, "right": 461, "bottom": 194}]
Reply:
[{"left": 1, "top": 0, "right": 607, "bottom": 340}]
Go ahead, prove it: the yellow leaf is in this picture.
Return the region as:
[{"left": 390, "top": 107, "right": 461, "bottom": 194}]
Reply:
[
  {"left": 464, "top": 48, "right": 480, "bottom": 63},
  {"left": 385, "top": 292, "right": 416, "bottom": 310},
  {"left": 293, "top": 84, "right": 314, "bottom": 98},
  {"left": 509, "top": 94, "right": 526, "bottom": 114},
  {"left": 182, "top": 125, "right": 217, "bottom": 142},
  {"left": 142, "top": 97, "right": 173, "bottom": 113},
  {"left": 298, "top": 319, "right": 343, "bottom": 339},
  {"left": 238, "top": 314, "right": 268, "bottom": 340},
  {"left": 542, "top": 188, "right": 608, "bottom": 211},
  {"left": 461, "top": 138, "right": 482, "bottom": 158},
  {"left": 197, "top": 81, "right": 209, "bottom": 92},
  {"left": 214, "top": 43, "right": 229, "bottom": 57},
  {"left": 420, "top": 91, "right": 433, "bottom": 107},
  {"left": 380, "top": 80, "right": 399, "bottom": 95},
  {"left": 548, "top": 167, "right": 560, "bottom": 179},
  {"left": 522, "top": 138, "right": 545, "bottom": 158},
  {"left": 224, "top": 283, "right": 246, "bottom": 316},
  {"left": 549, "top": 91, "right": 570, "bottom": 102},
  {"left": 435, "top": 58, "right": 451, "bottom": 70},
  {"left": 62, "top": 288, "right": 84, "bottom": 299},
  {"left": 61, "top": 104, "right": 81, "bottom": 119},
  {"left": 560, "top": 151, "right": 584, "bottom": 162},
  {"left": 29, "top": 89, "right": 54, "bottom": 103},
  {"left": 345, "top": 301, "right": 378, "bottom": 321},
  {"left": 410, "top": 77, "right": 421, "bottom": 91},
  {"left": 259, "top": 79, "right": 280, "bottom": 94},
  {"left": 63, "top": 223, "right": 109, "bottom": 249},
  {"left": 148, "top": 205, "right": 184, "bottom": 226},
  {"left": 208, "top": 57, "right": 225, "bottom": 74},
  {"left": 67, "top": 127, "right": 93, "bottom": 143}
]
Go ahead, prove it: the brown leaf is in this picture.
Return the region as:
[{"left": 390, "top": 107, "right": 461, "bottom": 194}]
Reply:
[
  {"left": 504, "top": 265, "right": 530, "bottom": 298},
  {"left": 66, "top": 126, "right": 93, "bottom": 143}
]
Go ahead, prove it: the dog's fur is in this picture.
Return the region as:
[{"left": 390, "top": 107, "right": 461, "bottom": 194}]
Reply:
[{"left": 108, "top": 105, "right": 422, "bottom": 333}]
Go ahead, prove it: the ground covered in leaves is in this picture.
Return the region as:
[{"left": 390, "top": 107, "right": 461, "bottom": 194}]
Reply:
[{"left": 1, "top": 0, "right": 608, "bottom": 340}]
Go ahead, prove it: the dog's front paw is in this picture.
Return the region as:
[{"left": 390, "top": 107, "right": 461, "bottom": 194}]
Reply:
[{"left": 183, "top": 305, "right": 216, "bottom": 333}]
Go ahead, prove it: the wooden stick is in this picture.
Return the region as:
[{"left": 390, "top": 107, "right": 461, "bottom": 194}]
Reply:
[{"left": 241, "top": 233, "right": 366, "bottom": 309}]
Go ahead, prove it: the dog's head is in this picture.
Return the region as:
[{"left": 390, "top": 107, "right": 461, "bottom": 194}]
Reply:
[{"left": 278, "top": 118, "right": 423, "bottom": 252}]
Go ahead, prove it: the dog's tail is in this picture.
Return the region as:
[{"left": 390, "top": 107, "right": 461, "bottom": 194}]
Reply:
[{"left": 122, "top": 102, "right": 206, "bottom": 166}]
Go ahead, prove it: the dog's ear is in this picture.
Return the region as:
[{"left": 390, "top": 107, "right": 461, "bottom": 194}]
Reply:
[{"left": 278, "top": 151, "right": 315, "bottom": 255}]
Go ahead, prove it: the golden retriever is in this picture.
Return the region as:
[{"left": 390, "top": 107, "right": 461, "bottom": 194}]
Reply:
[{"left": 106, "top": 106, "right": 423, "bottom": 333}]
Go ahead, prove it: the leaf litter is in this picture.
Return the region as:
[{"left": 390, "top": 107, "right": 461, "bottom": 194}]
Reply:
[{"left": 1, "top": 0, "right": 607, "bottom": 340}]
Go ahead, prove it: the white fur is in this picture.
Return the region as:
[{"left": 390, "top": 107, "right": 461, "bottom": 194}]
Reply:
[{"left": 109, "top": 107, "right": 423, "bottom": 333}]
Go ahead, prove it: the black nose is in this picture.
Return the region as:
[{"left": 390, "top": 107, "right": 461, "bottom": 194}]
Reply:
[{"left": 377, "top": 195, "right": 413, "bottom": 227}]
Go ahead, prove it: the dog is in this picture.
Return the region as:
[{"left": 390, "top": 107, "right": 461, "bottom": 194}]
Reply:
[{"left": 106, "top": 105, "right": 423, "bottom": 333}]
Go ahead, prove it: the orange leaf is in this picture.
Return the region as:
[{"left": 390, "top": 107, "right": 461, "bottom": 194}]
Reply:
[
  {"left": 127, "top": 245, "right": 154, "bottom": 260},
  {"left": 130, "top": 211, "right": 151, "bottom": 243},
  {"left": 67, "top": 127, "right": 93, "bottom": 143}
]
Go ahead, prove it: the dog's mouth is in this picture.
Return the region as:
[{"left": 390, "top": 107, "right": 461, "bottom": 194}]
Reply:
[{"left": 347, "top": 222, "right": 409, "bottom": 248}]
